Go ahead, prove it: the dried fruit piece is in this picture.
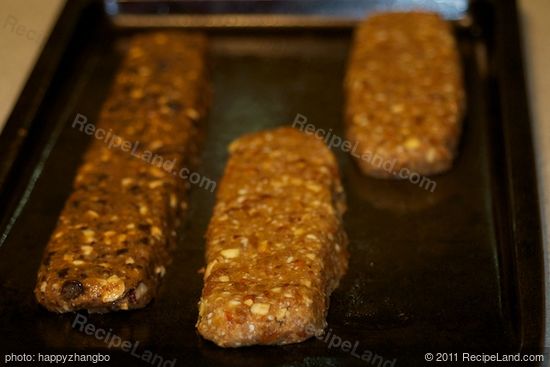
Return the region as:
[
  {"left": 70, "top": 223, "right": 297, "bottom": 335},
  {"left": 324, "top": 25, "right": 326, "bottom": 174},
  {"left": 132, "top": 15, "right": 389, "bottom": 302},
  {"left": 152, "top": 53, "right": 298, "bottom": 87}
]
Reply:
[{"left": 61, "top": 280, "right": 84, "bottom": 300}]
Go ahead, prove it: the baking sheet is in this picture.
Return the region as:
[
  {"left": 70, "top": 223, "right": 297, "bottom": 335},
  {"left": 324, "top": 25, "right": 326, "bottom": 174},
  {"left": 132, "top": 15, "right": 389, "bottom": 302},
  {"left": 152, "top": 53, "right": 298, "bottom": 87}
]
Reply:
[{"left": 0, "top": 1, "right": 543, "bottom": 366}]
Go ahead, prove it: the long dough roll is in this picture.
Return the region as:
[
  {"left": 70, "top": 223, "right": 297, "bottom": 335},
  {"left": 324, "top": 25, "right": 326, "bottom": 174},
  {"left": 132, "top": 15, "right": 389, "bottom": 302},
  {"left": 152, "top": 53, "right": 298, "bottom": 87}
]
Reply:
[
  {"left": 196, "top": 127, "right": 348, "bottom": 347},
  {"left": 345, "top": 12, "right": 465, "bottom": 177},
  {"left": 34, "top": 32, "right": 210, "bottom": 313}
]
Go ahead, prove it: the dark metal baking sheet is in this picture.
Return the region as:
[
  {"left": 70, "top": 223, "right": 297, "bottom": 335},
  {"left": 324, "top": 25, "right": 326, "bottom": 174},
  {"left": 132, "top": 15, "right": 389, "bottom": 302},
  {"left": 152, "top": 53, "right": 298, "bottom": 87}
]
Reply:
[{"left": 0, "top": 1, "right": 543, "bottom": 366}]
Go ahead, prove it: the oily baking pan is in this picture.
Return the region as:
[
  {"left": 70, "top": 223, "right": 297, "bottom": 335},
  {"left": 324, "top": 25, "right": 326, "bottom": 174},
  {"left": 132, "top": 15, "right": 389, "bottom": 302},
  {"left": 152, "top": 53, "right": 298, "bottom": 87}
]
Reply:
[{"left": 0, "top": 0, "right": 543, "bottom": 366}]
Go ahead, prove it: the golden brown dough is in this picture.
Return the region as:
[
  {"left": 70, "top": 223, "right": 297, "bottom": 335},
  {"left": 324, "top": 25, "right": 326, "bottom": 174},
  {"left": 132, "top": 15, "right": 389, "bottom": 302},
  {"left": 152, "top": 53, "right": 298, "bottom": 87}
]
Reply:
[
  {"left": 196, "top": 127, "right": 348, "bottom": 347},
  {"left": 34, "top": 32, "right": 210, "bottom": 313},
  {"left": 345, "top": 12, "right": 465, "bottom": 177}
]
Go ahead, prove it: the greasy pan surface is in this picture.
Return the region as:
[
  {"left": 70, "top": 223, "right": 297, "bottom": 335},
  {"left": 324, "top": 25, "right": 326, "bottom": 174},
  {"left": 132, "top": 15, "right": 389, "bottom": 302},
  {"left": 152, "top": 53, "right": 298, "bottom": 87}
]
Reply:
[{"left": 0, "top": 1, "right": 543, "bottom": 366}]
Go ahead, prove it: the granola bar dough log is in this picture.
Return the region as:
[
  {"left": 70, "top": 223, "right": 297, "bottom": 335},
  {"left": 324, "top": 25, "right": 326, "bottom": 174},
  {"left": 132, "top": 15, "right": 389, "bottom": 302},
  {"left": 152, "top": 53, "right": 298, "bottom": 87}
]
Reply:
[
  {"left": 345, "top": 12, "right": 465, "bottom": 177},
  {"left": 196, "top": 127, "right": 349, "bottom": 347},
  {"left": 34, "top": 32, "right": 210, "bottom": 313}
]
